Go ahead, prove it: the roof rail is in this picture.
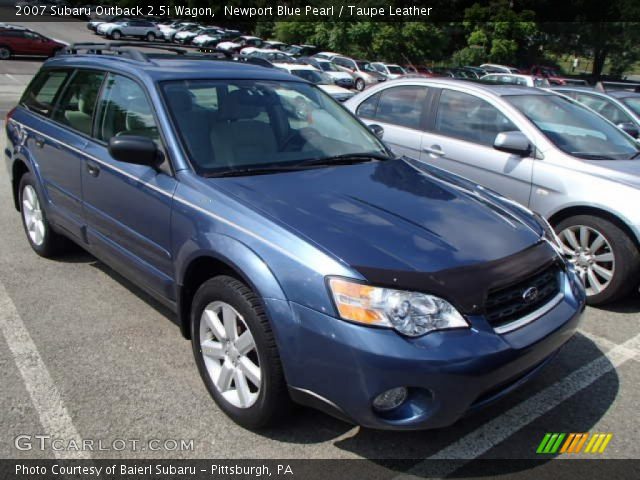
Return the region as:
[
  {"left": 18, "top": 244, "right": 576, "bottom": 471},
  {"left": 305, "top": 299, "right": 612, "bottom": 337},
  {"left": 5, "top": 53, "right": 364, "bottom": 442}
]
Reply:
[{"left": 63, "top": 42, "right": 232, "bottom": 63}]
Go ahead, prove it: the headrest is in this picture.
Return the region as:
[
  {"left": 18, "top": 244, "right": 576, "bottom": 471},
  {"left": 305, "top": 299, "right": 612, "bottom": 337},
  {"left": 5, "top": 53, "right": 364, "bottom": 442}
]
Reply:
[
  {"left": 218, "top": 89, "right": 269, "bottom": 121},
  {"left": 78, "top": 86, "right": 98, "bottom": 115},
  {"left": 165, "top": 89, "right": 194, "bottom": 114}
]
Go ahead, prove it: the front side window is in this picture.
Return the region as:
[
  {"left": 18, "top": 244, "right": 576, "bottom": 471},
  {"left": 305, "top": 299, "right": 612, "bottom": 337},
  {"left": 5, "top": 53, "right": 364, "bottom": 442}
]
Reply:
[
  {"left": 361, "top": 86, "right": 428, "bottom": 130},
  {"left": 20, "top": 69, "right": 70, "bottom": 117},
  {"left": 161, "top": 80, "right": 388, "bottom": 175},
  {"left": 507, "top": 94, "right": 639, "bottom": 159},
  {"left": 52, "top": 70, "right": 105, "bottom": 135},
  {"left": 621, "top": 96, "right": 640, "bottom": 117},
  {"left": 356, "top": 92, "right": 380, "bottom": 119},
  {"left": 436, "top": 89, "right": 518, "bottom": 146},
  {"left": 95, "top": 74, "right": 160, "bottom": 143}
]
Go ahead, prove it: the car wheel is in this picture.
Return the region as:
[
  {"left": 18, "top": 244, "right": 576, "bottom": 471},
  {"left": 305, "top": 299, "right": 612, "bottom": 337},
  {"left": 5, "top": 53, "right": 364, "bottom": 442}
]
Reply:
[
  {"left": 0, "top": 46, "right": 11, "bottom": 60},
  {"left": 19, "top": 173, "right": 67, "bottom": 257},
  {"left": 110, "top": 30, "right": 122, "bottom": 40},
  {"left": 355, "top": 78, "right": 365, "bottom": 91},
  {"left": 146, "top": 32, "right": 156, "bottom": 42},
  {"left": 556, "top": 215, "right": 640, "bottom": 305},
  {"left": 191, "top": 276, "right": 290, "bottom": 429}
]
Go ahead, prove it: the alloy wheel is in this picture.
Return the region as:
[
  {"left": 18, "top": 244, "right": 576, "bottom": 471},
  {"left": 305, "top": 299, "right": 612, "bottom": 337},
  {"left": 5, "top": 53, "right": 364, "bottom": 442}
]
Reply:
[
  {"left": 199, "top": 301, "right": 262, "bottom": 409},
  {"left": 559, "top": 225, "right": 615, "bottom": 296},
  {"left": 0, "top": 47, "right": 10, "bottom": 60},
  {"left": 22, "top": 185, "right": 45, "bottom": 246}
]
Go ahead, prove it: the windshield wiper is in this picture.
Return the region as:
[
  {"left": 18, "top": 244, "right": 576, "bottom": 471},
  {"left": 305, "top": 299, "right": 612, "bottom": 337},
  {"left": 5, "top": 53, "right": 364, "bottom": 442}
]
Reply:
[
  {"left": 205, "top": 165, "right": 307, "bottom": 178},
  {"left": 629, "top": 151, "right": 640, "bottom": 160},
  {"left": 573, "top": 153, "right": 618, "bottom": 160},
  {"left": 297, "top": 153, "right": 392, "bottom": 167}
]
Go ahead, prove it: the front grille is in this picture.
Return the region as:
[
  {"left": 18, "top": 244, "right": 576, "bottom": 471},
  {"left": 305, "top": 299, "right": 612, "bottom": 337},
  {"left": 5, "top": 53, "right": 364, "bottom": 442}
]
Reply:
[{"left": 485, "top": 263, "right": 561, "bottom": 330}]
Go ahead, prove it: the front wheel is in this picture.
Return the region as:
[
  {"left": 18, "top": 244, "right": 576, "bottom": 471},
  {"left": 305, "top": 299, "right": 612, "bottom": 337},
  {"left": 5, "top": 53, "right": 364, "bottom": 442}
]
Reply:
[
  {"left": 355, "top": 78, "right": 365, "bottom": 91},
  {"left": 109, "top": 30, "right": 122, "bottom": 40},
  {"left": 145, "top": 32, "right": 156, "bottom": 42},
  {"left": 0, "top": 46, "right": 11, "bottom": 60},
  {"left": 556, "top": 215, "right": 640, "bottom": 305},
  {"left": 191, "top": 276, "right": 290, "bottom": 429}
]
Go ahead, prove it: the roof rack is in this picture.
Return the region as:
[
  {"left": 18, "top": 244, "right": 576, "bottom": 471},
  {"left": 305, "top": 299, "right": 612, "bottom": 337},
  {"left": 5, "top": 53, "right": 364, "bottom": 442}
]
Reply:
[{"left": 63, "top": 42, "right": 232, "bottom": 63}]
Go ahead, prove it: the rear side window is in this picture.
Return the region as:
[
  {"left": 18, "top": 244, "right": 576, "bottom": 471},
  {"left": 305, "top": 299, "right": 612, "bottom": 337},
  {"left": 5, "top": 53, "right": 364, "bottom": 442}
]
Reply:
[
  {"left": 435, "top": 89, "right": 518, "bottom": 146},
  {"left": 52, "top": 70, "right": 106, "bottom": 136},
  {"left": 356, "top": 86, "right": 428, "bottom": 130},
  {"left": 20, "top": 70, "right": 70, "bottom": 117}
]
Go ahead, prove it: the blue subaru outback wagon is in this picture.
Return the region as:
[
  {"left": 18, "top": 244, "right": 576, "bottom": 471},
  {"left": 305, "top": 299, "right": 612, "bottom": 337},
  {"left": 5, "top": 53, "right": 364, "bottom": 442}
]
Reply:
[{"left": 4, "top": 43, "right": 585, "bottom": 430}]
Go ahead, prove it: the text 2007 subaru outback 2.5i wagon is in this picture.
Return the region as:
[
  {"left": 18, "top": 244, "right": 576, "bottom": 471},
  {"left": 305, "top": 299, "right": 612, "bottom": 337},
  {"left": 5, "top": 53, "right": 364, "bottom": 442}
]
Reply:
[{"left": 4, "top": 44, "right": 585, "bottom": 430}]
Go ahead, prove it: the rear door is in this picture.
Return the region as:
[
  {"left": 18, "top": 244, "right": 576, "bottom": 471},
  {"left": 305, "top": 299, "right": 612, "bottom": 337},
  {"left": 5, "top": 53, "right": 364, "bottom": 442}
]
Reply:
[
  {"left": 419, "top": 88, "right": 534, "bottom": 206},
  {"left": 82, "top": 73, "right": 177, "bottom": 301},
  {"left": 354, "top": 85, "right": 430, "bottom": 159}
]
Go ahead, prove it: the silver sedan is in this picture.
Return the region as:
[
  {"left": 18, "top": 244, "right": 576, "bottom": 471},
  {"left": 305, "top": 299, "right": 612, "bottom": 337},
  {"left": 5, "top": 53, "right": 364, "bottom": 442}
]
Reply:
[{"left": 345, "top": 78, "right": 640, "bottom": 304}]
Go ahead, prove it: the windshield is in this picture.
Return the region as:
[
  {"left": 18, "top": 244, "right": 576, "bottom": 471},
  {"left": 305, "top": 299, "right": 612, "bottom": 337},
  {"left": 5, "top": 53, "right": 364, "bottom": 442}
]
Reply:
[
  {"left": 161, "top": 80, "right": 389, "bottom": 175},
  {"left": 290, "top": 69, "right": 330, "bottom": 84},
  {"left": 507, "top": 94, "right": 640, "bottom": 159},
  {"left": 387, "top": 65, "right": 405, "bottom": 74},
  {"left": 621, "top": 97, "right": 640, "bottom": 117},
  {"left": 318, "top": 62, "right": 338, "bottom": 72},
  {"left": 356, "top": 61, "right": 373, "bottom": 71}
]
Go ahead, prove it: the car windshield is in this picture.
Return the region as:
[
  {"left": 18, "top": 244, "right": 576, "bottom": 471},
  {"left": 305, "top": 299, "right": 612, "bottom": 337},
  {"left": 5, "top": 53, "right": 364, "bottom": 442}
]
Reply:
[
  {"left": 161, "top": 80, "right": 389, "bottom": 176},
  {"left": 621, "top": 97, "right": 640, "bottom": 117},
  {"left": 318, "top": 62, "right": 338, "bottom": 72},
  {"left": 290, "top": 69, "right": 331, "bottom": 84},
  {"left": 507, "top": 94, "right": 640, "bottom": 160},
  {"left": 356, "top": 61, "right": 373, "bottom": 71},
  {"left": 387, "top": 65, "right": 404, "bottom": 74}
]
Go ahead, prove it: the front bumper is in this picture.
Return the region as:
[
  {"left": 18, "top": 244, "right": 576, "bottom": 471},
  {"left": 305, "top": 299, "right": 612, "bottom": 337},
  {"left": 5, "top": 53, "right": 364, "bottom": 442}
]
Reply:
[{"left": 268, "top": 269, "right": 585, "bottom": 430}]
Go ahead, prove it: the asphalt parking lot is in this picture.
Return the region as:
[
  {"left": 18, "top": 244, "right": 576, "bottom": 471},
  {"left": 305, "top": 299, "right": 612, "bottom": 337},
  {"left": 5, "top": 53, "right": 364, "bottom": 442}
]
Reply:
[{"left": 1, "top": 21, "right": 639, "bottom": 476}]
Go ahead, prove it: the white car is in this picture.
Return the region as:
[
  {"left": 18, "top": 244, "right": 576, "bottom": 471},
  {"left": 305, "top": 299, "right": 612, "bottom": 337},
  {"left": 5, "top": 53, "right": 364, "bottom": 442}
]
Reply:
[
  {"left": 98, "top": 20, "right": 161, "bottom": 41},
  {"left": 370, "top": 62, "right": 407, "bottom": 79},
  {"left": 302, "top": 58, "right": 354, "bottom": 89},
  {"left": 275, "top": 64, "right": 355, "bottom": 102},
  {"left": 192, "top": 29, "right": 225, "bottom": 47},
  {"left": 161, "top": 22, "right": 199, "bottom": 42},
  {"left": 312, "top": 51, "right": 342, "bottom": 61},
  {"left": 482, "top": 73, "right": 551, "bottom": 88},
  {"left": 217, "top": 36, "right": 263, "bottom": 53}
]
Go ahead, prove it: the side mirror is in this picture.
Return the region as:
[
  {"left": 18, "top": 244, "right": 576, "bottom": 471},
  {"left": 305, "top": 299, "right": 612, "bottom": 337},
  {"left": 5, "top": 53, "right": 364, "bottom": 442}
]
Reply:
[
  {"left": 617, "top": 122, "right": 640, "bottom": 138},
  {"left": 493, "top": 131, "right": 531, "bottom": 156},
  {"left": 108, "top": 136, "right": 163, "bottom": 168},
  {"left": 369, "top": 124, "right": 384, "bottom": 139}
]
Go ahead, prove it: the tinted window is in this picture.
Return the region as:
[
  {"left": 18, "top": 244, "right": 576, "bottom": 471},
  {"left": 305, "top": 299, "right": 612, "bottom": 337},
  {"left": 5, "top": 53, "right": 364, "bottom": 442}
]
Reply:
[
  {"left": 366, "top": 86, "right": 427, "bottom": 129},
  {"left": 574, "top": 93, "right": 632, "bottom": 125},
  {"left": 356, "top": 92, "right": 380, "bottom": 119},
  {"left": 52, "top": 70, "right": 105, "bottom": 135},
  {"left": 436, "top": 89, "right": 518, "bottom": 146},
  {"left": 21, "top": 70, "right": 70, "bottom": 117},
  {"left": 95, "top": 74, "right": 159, "bottom": 143}
]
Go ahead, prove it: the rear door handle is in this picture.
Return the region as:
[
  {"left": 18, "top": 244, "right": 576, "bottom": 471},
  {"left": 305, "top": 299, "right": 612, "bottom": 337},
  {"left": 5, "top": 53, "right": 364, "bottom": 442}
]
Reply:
[
  {"left": 34, "top": 136, "right": 45, "bottom": 148},
  {"left": 423, "top": 145, "right": 445, "bottom": 157},
  {"left": 86, "top": 162, "right": 100, "bottom": 177}
]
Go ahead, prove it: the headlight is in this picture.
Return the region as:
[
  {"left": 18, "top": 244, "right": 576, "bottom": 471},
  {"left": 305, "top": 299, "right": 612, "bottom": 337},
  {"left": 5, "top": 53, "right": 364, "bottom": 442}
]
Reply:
[
  {"left": 534, "top": 213, "right": 564, "bottom": 255},
  {"left": 327, "top": 277, "right": 468, "bottom": 337}
]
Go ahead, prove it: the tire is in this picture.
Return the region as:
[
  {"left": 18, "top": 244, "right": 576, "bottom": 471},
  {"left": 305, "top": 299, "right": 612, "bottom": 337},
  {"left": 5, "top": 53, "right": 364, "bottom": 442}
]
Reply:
[
  {"left": 355, "top": 78, "right": 365, "bottom": 91},
  {"left": 0, "top": 46, "right": 11, "bottom": 60},
  {"left": 145, "top": 32, "right": 156, "bottom": 42},
  {"left": 555, "top": 215, "right": 640, "bottom": 305},
  {"left": 191, "top": 276, "right": 290, "bottom": 429},
  {"left": 19, "top": 173, "right": 67, "bottom": 258},
  {"left": 110, "top": 30, "right": 122, "bottom": 40}
]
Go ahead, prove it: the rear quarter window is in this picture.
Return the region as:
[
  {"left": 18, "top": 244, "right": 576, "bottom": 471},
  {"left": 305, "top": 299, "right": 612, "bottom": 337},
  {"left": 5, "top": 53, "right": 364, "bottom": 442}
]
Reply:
[{"left": 20, "top": 70, "right": 70, "bottom": 117}]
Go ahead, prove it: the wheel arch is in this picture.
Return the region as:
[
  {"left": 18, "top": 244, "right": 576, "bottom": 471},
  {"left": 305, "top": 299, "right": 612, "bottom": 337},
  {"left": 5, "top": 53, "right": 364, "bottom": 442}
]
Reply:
[
  {"left": 11, "top": 158, "right": 30, "bottom": 211},
  {"left": 176, "top": 241, "right": 287, "bottom": 340},
  {"left": 548, "top": 205, "right": 640, "bottom": 249}
]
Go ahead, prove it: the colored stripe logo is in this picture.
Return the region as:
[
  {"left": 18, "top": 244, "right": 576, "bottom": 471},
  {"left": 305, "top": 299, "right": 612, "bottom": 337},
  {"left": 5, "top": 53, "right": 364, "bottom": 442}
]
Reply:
[{"left": 537, "top": 433, "right": 613, "bottom": 454}]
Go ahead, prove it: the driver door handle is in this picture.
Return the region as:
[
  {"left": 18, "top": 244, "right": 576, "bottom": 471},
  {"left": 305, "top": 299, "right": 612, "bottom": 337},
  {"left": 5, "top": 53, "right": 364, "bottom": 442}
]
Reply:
[
  {"left": 423, "top": 145, "right": 445, "bottom": 157},
  {"left": 86, "top": 162, "right": 100, "bottom": 177}
]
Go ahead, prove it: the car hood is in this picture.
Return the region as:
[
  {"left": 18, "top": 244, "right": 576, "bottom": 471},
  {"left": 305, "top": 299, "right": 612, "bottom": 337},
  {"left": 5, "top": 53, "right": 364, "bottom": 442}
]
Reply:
[
  {"left": 210, "top": 159, "right": 543, "bottom": 276},
  {"left": 583, "top": 159, "right": 640, "bottom": 189},
  {"left": 318, "top": 84, "right": 353, "bottom": 96},
  {"left": 325, "top": 71, "right": 353, "bottom": 80}
]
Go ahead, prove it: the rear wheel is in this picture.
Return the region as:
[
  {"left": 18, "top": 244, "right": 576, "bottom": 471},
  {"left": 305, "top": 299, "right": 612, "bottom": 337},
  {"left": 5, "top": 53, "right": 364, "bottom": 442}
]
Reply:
[
  {"left": 556, "top": 215, "right": 640, "bottom": 305},
  {"left": 191, "top": 276, "right": 290, "bottom": 429},
  {"left": 0, "top": 46, "right": 11, "bottom": 60},
  {"left": 355, "top": 78, "right": 365, "bottom": 91},
  {"left": 19, "top": 173, "right": 67, "bottom": 257}
]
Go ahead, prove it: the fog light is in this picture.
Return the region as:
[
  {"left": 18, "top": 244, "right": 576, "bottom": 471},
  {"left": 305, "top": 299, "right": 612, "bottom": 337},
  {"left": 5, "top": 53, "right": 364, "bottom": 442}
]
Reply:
[{"left": 372, "top": 387, "right": 408, "bottom": 412}]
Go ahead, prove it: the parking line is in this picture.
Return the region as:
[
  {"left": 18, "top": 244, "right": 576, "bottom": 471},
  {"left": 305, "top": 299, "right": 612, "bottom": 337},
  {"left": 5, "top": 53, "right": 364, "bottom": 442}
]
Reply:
[
  {"left": 394, "top": 331, "right": 640, "bottom": 479},
  {"left": 0, "top": 280, "right": 90, "bottom": 459}
]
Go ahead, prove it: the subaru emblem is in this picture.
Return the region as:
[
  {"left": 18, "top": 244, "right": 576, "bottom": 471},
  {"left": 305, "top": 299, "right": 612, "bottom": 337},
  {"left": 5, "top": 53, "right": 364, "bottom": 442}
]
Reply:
[{"left": 522, "top": 287, "right": 539, "bottom": 304}]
